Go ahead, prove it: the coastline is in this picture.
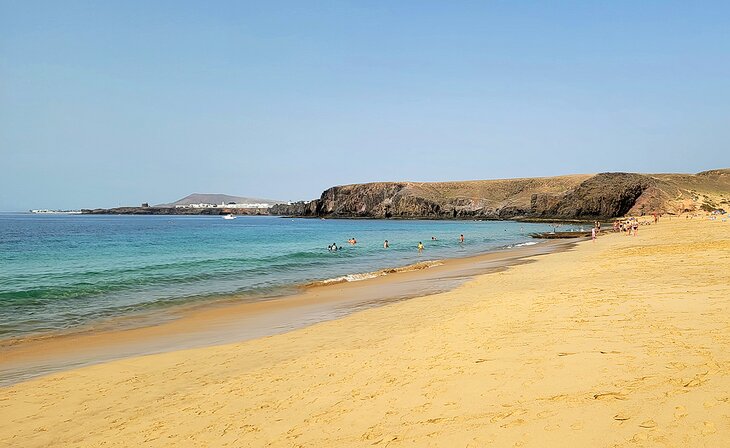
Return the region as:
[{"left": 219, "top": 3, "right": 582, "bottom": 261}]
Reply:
[
  {"left": 2, "top": 217, "right": 727, "bottom": 447},
  {"left": 0, "top": 238, "right": 577, "bottom": 387}
]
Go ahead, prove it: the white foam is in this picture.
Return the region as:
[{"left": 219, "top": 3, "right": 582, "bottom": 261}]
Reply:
[{"left": 320, "top": 272, "right": 380, "bottom": 284}]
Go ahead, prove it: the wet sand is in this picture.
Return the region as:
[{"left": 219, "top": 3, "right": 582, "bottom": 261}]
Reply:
[
  {"left": 1, "top": 217, "right": 729, "bottom": 447},
  {"left": 0, "top": 239, "right": 574, "bottom": 387}
]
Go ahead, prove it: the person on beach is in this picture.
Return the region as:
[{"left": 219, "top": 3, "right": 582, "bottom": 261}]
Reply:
[
  {"left": 591, "top": 227, "right": 596, "bottom": 242},
  {"left": 383, "top": 240, "right": 389, "bottom": 248},
  {"left": 632, "top": 222, "right": 638, "bottom": 237},
  {"left": 459, "top": 234, "right": 464, "bottom": 243},
  {"left": 418, "top": 242, "right": 424, "bottom": 253}
]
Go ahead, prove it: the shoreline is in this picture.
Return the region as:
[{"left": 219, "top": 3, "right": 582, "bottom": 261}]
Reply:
[
  {"left": 68, "top": 208, "right": 614, "bottom": 223},
  {"left": 0, "top": 238, "right": 578, "bottom": 387},
  {"left": 1, "top": 217, "right": 728, "bottom": 446}
]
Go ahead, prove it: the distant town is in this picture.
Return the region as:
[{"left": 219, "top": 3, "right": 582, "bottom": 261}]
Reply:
[
  {"left": 30, "top": 209, "right": 82, "bottom": 214},
  {"left": 28, "top": 193, "right": 291, "bottom": 215},
  {"left": 171, "top": 201, "right": 276, "bottom": 209}
]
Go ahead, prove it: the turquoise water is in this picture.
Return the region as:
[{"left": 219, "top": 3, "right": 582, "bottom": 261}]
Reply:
[{"left": 0, "top": 213, "right": 559, "bottom": 338}]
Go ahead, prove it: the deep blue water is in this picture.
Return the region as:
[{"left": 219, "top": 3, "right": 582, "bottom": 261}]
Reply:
[{"left": 0, "top": 213, "right": 562, "bottom": 338}]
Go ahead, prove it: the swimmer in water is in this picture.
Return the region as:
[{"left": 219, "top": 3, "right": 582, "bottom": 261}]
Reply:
[
  {"left": 431, "top": 236, "right": 437, "bottom": 240},
  {"left": 384, "top": 240, "right": 389, "bottom": 248},
  {"left": 459, "top": 234, "right": 464, "bottom": 243},
  {"left": 417, "top": 241, "right": 424, "bottom": 253}
]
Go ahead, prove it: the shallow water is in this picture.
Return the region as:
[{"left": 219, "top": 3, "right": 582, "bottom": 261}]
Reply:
[{"left": 0, "top": 213, "right": 564, "bottom": 338}]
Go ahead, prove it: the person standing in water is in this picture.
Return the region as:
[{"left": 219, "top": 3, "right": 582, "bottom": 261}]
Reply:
[
  {"left": 417, "top": 242, "right": 424, "bottom": 253},
  {"left": 383, "top": 240, "right": 389, "bottom": 248},
  {"left": 459, "top": 234, "right": 464, "bottom": 243}
]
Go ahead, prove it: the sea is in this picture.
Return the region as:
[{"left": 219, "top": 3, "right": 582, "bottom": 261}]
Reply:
[{"left": 0, "top": 213, "right": 572, "bottom": 340}]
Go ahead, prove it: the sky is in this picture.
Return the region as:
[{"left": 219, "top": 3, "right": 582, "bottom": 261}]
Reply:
[{"left": 1, "top": 1, "right": 729, "bottom": 210}]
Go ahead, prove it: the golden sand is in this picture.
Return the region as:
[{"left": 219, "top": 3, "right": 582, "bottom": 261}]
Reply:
[
  {"left": 1, "top": 217, "right": 729, "bottom": 447},
  {"left": 0, "top": 240, "right": 569, "bottom": 385}
]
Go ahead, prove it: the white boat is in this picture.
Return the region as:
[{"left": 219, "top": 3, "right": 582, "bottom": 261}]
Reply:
[{"left": 223, "top": 214, "right": 236, "bottom": 220}]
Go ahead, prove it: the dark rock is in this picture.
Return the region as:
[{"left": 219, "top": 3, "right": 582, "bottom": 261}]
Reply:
[{"left": 270, "top": 169, "right": 730, "bottom": 220}]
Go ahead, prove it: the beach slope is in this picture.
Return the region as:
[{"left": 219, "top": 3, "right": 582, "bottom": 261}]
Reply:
[{"left": 1, "top": 217, "right": 729, "bottom": 447}]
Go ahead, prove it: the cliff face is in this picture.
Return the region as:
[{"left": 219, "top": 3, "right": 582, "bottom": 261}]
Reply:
[
  {"left": 271, "top": 170, "right": 730, "bottom": 220},
  {"left": 536, "top": 173, "right": 655, "bottom": 219}
]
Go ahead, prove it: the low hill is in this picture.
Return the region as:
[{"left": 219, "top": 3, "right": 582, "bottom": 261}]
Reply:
[
  {"left": 271, "top": 169, "right": 730, "bottom": 220},
  {"left": 156, "top": 193, "right": 284, "bottom": 207}
]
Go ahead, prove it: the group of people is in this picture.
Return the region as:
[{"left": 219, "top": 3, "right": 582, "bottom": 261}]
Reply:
[
  {"left": 329, "top": 237, "right": 360, "bottom": 251},
  {"left": 613, "top": 217, "right": 644, "bottom": 236},
  {"left": 330, "top": 234, "right": 465, "bottom": 253},
  {"left": 594, "top": 216, "right": 658, "bottom": 241},
  {"left": 589, "top": 213, "right": 667, "bottom": 241}
]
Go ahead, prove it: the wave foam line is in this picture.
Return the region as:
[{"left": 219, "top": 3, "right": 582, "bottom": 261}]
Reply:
[{"left": 306, "top": 260, "right": 444, "bottom": 287}]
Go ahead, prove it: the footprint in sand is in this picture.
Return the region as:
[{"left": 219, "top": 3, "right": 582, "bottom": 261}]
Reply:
[
  {"left": 593, "top": 392, "right": 627, "bottom": 400},
  {"left": 489, "top": 411, "right": 514, "bottom": 423},
  {"left": 537, "top": 410, "right": 558, "bottom": 419},
  {"left": 683, "top": 377, "right": 704, "bottom": 388},
  {"left": 702, "top": 421, "right": 716, "bottom": 435},
  {"left": 638, "top": 419, "right": 657, "bottom": 429},
  {"left": 673, "top": 406, "right": 688, "bottom": 419},
  {"left": 500, "top": 418, "right": 525, "bottom": 428},
  {"left": 613, "top": 413, "right": 631, "bottom": 422},
  {"left": 570, "top": 422, "right": 584, "bottom": 430}
]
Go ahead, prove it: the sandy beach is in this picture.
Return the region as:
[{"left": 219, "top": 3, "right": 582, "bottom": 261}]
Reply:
[
  {"left": 1, "top": 217, "right": 729, "bottom": 447},
  {"left": 0, "top": 239, "right": 571, "bottom": 387}
]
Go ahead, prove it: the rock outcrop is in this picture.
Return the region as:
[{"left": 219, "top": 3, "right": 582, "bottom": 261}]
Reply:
[{"left": 271, "top": 169, "right": 730, "bottom": 220}]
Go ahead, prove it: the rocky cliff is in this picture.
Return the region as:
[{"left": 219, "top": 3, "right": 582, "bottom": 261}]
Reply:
[{"left": 270, "top": 170, "right": 730, "bottom": 220}]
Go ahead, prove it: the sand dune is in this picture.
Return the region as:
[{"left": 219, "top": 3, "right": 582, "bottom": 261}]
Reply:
[{"left": 1, "top": 216, "right": 729, "bottom": 447}]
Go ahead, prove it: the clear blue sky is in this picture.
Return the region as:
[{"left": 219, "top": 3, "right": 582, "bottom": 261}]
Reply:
[{"left": 1, "top": 1, "right": 728, "bottom": 210}]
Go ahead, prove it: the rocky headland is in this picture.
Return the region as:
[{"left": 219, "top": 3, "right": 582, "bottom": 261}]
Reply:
[
  {"left": 81, "top": 207, "right": 270, "bottom": 216},
  {"left": 271, "top": 170, "right": 730, "bottom": 220}
]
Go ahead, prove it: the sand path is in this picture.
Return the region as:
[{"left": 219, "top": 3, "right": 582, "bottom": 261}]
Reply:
[{"left": 1, "top": 217, "right": 729, "bottom": 447}]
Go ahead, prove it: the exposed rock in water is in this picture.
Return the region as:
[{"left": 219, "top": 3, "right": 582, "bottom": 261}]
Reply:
[{"left": 272, "top": 169, "right": 730, "bottom": 220}]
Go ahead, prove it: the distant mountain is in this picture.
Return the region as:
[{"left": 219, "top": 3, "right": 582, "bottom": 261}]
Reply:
[{"left": 156, "top": 193, "right": 285, "bottom": 207}]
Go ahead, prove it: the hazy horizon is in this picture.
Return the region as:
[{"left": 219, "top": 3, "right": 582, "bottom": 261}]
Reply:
[{"left": 2, "top": 1, "right": 729, "bottom": 210}]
